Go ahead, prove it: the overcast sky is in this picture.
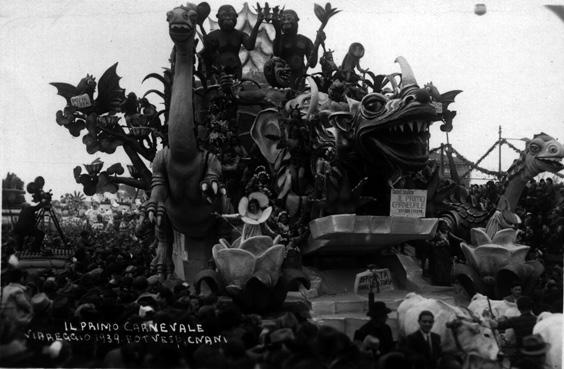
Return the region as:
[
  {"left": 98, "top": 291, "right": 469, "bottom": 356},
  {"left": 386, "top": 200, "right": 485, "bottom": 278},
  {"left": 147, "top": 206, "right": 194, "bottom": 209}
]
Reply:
[{"left": 1, "top": 0, "right": 564, "bottom": 198}]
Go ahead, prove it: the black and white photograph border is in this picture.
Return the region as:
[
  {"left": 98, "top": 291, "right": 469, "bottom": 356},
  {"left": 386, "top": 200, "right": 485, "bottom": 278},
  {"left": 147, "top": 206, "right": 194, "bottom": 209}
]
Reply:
[{"left": 1, "top": 1, "right": 563, "bottom": 368}]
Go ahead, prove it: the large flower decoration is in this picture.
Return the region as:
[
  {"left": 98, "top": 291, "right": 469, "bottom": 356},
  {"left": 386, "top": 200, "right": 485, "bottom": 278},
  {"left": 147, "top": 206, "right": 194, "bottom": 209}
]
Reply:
[
  {"left": 238, "top": 191, "right": 272, "bottom": 225},
  {"left": 212, "top": 235, "right": 286, "bottom": 295},
  {"left": 461, "top": 228, "right": 530, "bottom": 277}
]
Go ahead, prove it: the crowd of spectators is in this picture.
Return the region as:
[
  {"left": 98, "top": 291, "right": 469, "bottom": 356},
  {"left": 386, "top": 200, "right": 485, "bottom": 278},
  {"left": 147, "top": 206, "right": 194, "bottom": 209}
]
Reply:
[
  {"left": 0, "top": 227, "right": 442, "bottom": 368},
  {"left": 0, "top": 178, "right": 562, "bottom": 368},
  {"left": 468, "top": 178, "right": 564, "bottom": 258}
]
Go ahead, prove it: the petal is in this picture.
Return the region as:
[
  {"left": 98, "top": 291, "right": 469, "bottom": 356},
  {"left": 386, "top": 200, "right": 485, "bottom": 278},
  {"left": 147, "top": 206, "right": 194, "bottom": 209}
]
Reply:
[
  {"left": 240, "top": 236, "right": 273, "bottom": 255},
  {"left": 460, "top": 242, "right": 480, "bottom": 271},
  {"left": 254, "top": 245, "right": 286, "bottom": 287},
  {"left": 256, "top": 206, "right": 273, "bottom": 224},
  {"left": 232, "top": 237, "right": 242, "bottom": 248},
  {"left": 241, "top": 216, "right": 261, "bottom": 225},
  {"left": 473, "top": 245, "right": 512, "bottom": 275},
  {"left": 214, "top": 248, "right": 256, "bottom": 290},
  {"left": 470, "top": 228, "right": 491, "bottom": 246},
  {"left": 238, "top": 197, "right": 249, "bottom": 217},
  {"left": 212, "top": 243, "right": 228, "bottom": 260},
  {"left": 491, "top": 228, "right": 517, "bottom": 245}
]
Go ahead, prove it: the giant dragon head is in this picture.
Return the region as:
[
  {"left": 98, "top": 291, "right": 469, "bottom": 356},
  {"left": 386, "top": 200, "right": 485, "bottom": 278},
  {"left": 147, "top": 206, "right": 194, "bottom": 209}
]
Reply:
[{"left": 352, "top": 57, "right": 441, "bottom": 174}]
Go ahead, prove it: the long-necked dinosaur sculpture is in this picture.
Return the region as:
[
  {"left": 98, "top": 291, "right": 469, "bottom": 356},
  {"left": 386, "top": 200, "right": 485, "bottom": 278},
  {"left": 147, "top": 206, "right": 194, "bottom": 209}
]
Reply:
[
  {"left": 147, "top": 3, "right": 226, "bottom": 279},
  {"left": 440, "top": 133, "right": 564, "bottom": 241},
  {"left": 451, "top": 133, "right": 564, "bottom": 298}
]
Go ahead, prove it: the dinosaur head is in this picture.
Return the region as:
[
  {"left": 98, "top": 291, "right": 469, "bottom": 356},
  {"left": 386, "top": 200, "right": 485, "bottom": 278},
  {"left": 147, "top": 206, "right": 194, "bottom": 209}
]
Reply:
[
  {"left": 167, "top": 4, "right": 200, "bottom": 45},
  {"left": 521, "top": 133, "right": 564, "bottom": 177},
  {"left": 353, "top": 57, "right": 440, "bottom": 174}
]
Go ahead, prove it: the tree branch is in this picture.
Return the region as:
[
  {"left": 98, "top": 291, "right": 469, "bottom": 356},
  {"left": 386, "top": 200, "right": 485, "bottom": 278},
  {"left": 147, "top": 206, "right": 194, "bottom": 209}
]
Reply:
[
  {"left": 99, "top": 126, "right": 155, "bottom": 161},
  {"left": 110, "top": 176, "right": 147, "bottom": 190}
]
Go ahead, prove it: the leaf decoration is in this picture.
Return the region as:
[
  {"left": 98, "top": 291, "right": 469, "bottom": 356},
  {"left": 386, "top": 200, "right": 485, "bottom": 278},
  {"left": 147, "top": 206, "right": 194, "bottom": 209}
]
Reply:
[
  {"left": 73, "top": 166, "right": 82, "bottom": 183},
  {"left": 97, "top": 172, "right": 118, "bottom": 194},
  {"left": 106, "top": 163, "right": 124, "bottom": 176},
  {"left": 142, "top": 73, "right": 169, "bottom": 86},
  {"left": 85, "top": 113, "right": 98, "bottom": 136},
  {"left": 314, "top": 3, "right": 324, "bottom": 21},
  {"left": 82, "top": 134, "right": 100, "bottom": 154},
  {"left": 313, "top": 2, "right": 341, "bottom": 26},
  {"left": 143, "top": 89, "right": 166, "bottom": 100},
  {"left": 99, "top": 137, "right": 122, "bottom": 154},
  {"left": 77, "top": 174, "right": 97, "bottom": 196}
]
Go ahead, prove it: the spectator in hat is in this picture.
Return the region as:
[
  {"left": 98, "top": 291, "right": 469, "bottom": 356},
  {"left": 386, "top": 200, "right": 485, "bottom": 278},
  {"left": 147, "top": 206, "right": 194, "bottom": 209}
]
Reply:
[
  {"left": 492, "top": 296, "right": 538, "bottom": 366},
  {"left": 494, "top": 296, "right": 537, "bottom": 347},
  {"left": 29, "top": 293, "right": 53, "bottom": 329},
  {"left": 1, "top": 268, "right": 32, "bottom": 328},
  {"left": 353, "top": 301, "right": 394, "bottom": 357},
  {"left": 512, "top": 334, "right": 550, "bottom": 369}
]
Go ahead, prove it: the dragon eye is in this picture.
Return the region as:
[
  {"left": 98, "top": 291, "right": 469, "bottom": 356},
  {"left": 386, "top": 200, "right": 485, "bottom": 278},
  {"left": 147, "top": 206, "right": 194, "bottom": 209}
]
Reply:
[
  {"left": 549, "top": 145, "right": 559, "bottom": 154},
  {"left": 361, "top": 94, "right": 386, "bottom": 115},
  {"left": 529, "top": 143, "right": 540, "bottom": 154}
]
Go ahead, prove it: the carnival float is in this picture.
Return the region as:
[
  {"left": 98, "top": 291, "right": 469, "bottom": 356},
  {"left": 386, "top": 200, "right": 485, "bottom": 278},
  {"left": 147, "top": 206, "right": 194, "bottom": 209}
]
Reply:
[{"left": 49, "top": 2, "right": 564, "bottom": 312}]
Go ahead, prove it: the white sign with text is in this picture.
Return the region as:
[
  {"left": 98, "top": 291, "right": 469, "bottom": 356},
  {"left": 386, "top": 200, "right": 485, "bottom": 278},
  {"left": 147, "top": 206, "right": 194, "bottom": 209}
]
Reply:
[
  {"left": 389, "top": 189, "right": 427, "bottom": 218},
  {"left": 354, "top": 268, "right": 394, "bottom": 294}
]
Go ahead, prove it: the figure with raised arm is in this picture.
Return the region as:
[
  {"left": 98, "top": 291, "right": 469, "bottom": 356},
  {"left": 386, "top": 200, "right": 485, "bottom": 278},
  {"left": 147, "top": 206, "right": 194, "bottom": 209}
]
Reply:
[
  {"left": 201, "top": 5, "right": 264, "bottom": 81},
  {"left": 272, "top": 9, "right": 325, "bottom": 89}
]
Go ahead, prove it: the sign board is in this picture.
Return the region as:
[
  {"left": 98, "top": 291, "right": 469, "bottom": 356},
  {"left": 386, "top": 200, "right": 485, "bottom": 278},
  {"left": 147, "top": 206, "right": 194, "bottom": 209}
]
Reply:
[
  {"left": 70, "top": 93, "right": 92, "bottom": 108},
  {"left": 389, "top": 189, "right": 427, "bottom": 218},
  {"left": 354, "top": 268, "right": 393, "bottom": 295}
]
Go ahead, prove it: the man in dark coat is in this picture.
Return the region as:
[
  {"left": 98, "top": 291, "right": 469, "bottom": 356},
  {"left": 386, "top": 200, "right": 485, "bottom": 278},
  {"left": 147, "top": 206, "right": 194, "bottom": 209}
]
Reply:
[
  {"left": 353, "top": 301, "right": 394, "bottom": 359},
  {"left": 404, "top": 310, "right": 441, "bottom": 369}
]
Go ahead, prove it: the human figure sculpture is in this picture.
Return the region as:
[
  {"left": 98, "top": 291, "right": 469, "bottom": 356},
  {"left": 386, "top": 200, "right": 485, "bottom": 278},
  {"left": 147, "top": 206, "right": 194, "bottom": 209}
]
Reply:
[
  {"left": 339, "top": 42, "right": 369, "bottom": 83},
  {"left": 272, "top": 9, "right": 324, "bottom": 90},
  {"left": 201, "top": 5, "right": 264, "bottom": 81}
]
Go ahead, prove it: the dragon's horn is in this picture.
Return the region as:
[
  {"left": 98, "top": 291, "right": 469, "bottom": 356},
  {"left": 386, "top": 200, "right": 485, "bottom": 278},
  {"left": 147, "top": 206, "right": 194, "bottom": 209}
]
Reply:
[{"left": 395, "top": 56, "right": 418, "bottom": 89}]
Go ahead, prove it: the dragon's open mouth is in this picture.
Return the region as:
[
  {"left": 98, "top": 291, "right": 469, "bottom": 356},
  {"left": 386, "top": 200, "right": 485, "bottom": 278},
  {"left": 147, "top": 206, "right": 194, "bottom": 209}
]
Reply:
[
  {"left": 362, "top": 119, "right": 432, "bottom": 170},
  {"left": 169, "top": 23, "right": 194, "bottom": 41}
]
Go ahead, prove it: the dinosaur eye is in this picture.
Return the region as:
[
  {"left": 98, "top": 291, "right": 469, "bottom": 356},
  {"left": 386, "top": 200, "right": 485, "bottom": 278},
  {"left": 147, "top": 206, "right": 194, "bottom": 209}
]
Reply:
[{"left": 529, "top": 143, "right": 540, "bottom": 154}]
